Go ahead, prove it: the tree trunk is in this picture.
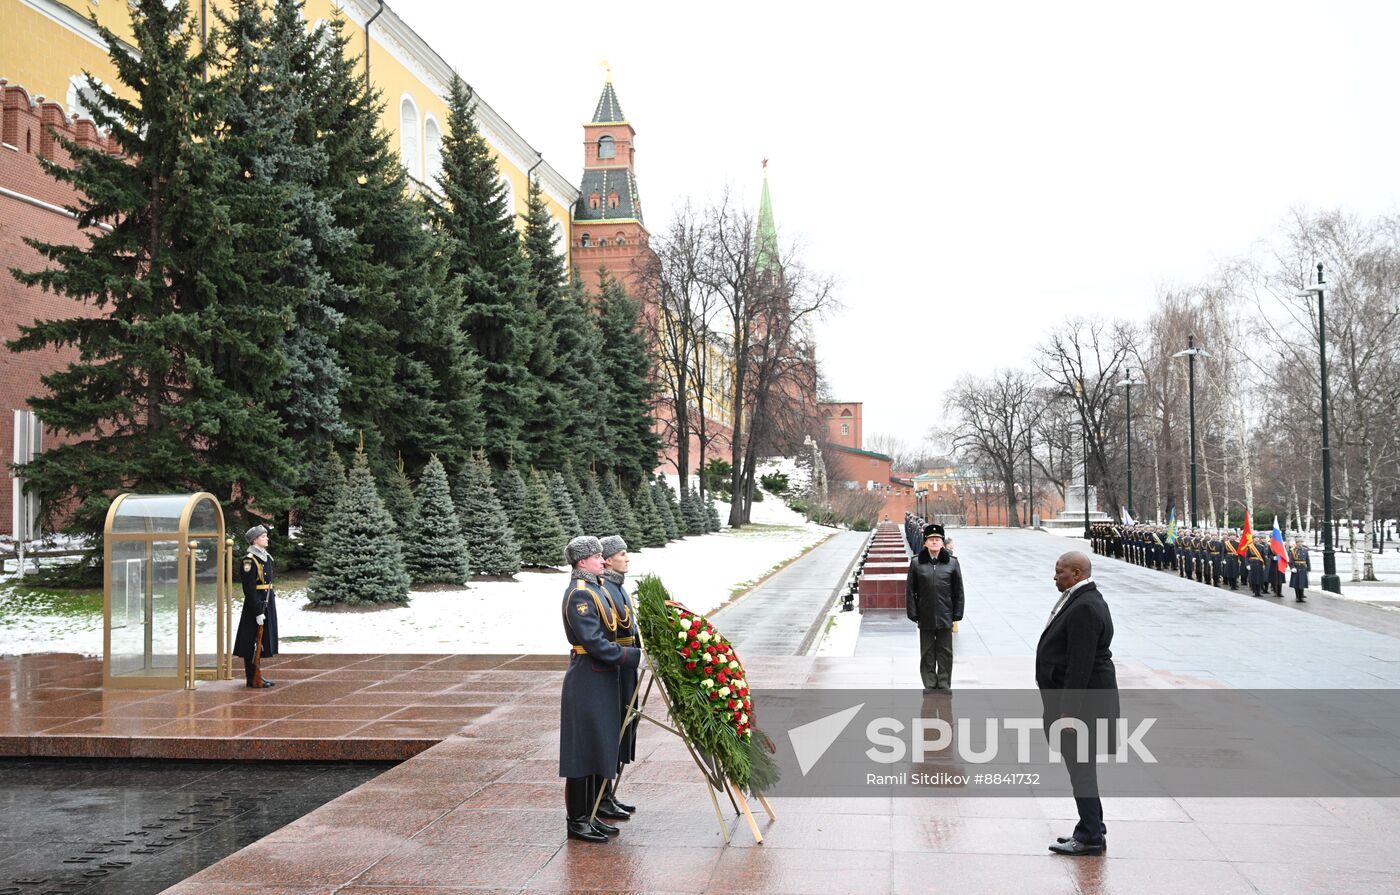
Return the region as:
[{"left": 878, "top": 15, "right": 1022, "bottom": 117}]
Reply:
[{"left": 1152, "top": 434, "right": 1162, "bottom": 523}]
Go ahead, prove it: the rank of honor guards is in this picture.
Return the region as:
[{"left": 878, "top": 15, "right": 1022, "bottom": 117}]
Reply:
[{"left": 1090, "top": 521, "right": 1311, "bottom": 602}]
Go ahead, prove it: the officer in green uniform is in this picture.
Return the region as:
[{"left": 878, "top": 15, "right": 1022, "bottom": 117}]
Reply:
[
  {"left": 559, "top": 535, "right": 640, "bottom": 843},
  {"left": 232, "top": 525, "right": 278, "bottom": 688}
]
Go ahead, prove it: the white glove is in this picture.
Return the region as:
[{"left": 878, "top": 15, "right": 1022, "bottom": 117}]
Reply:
[{"left": 256, "top": 614, "right": 266, "bottom": 625}]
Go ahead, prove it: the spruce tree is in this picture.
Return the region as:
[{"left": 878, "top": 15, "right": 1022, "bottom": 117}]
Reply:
[
  {"left": 381, "top": 456, "right": 418, "bottom": 539},
  {"left": 556, "top": 278, "right": 607, "bottom": 470},
  {"left": 494, "top": 464, "right": 529, "bottom": 534},
  {"left": 454, "top": 453, "right": 521, "bottom": 577},
  {"left": 430, "top": 77, "right": 534, "bottom": 467},
  {"left": 683, "top": 486, "right": 707, "bottom": 536},
  {"left": 579, "top": 471, "right": 616, "bottom": 538},
  {"left": 550, "top": 471, "right": 583, "bottom": 537},
  {"left": 311, "top": 18, "right": 480, "bottom": 475},
  {"left": 593, "top": 270, "right": 662, "bottom": 485},
  {"left": 309, "top": 445, "right": 410, "bottom": 606},
  {"left": 633, "top": 483, "right": 668, "bottom": 548},
  {"left": 603, "top": 473, "right": 643, "bottom": 548},
  {"left": 653, "top": 478, "right": 681, "bottom": 540},
  {"left": 519, "top": 176, "right": 571, "bottom": 470},
  {"left": 292, "top": 446, "right": 346, "bottom": 571},
  {"left": 215, "top": 0, "right": 352, "bottom": 453},
  {"left": 6, "top": 0, "right": 298, "bottom": 539},
  {"left": 706, "top": 490, "right": 723, "bottom": 532},
  {"left": 517, "top": 469, "right": 568, "bottom": 568},
  {"left": 403, "top": 455, "right": 470, "bottom": 585},
  {"left": 562, "top": 460, "right": 589, "bottom": 518}
]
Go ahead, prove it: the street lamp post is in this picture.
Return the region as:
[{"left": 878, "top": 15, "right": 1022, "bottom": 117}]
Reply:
[
  {"left": 1298, "top": 264, "right": 1341, "bottom": 594},
  {"left": 1173, "top": 336, "right": 1210, "bottom": 527},
  {"left": 1114, "top": 367, "right": 1146, "bottom": 519},
  {"left": 1075, "top": 380, "right": 1090, "bottom": 540},
  {"left": 1026, "top": 426, "right": 1034, "bottom": 529}
]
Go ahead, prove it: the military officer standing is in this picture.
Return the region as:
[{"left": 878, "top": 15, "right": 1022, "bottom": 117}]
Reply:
[
  {"left": 1289, "top": 536, "right": 1311, "bottom": 602},
  {"left": 1245, "top": 534, "right": 1268, "bottom": 597},
  {"left": 1222, "top": 529, "right": 1241, "bottom": 590},
  {"left": 232, "top": 525, "right": 278, "bottom": 688},
  {"left": 598, "top": 535, "right": 639, "bottom": 819},
  {"left": 560, "top": 536, "right": 641, "bottom": 843}
]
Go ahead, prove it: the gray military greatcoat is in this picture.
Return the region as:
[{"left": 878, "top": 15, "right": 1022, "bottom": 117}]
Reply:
[{"left": 559, "top": 572, "right": 641, "bottom": 779}]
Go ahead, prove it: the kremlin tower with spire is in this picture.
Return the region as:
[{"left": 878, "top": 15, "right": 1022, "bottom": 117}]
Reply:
[{"left": 571, "top": 73, "right": 649, "bottom": 299}]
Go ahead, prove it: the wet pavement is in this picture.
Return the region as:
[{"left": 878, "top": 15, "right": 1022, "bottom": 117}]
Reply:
[
  {"left": 712, "top": 530, "right": 868, "bottom": 655},
  {"left": 0, "top": 757, "right": 390, "bottom": 895}
]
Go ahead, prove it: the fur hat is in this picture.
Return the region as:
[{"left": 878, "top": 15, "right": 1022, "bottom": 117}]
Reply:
[
  {"left": 565, "top": 535, "right": 603, "bottom": 566},
  {"left": 599, "top": 535, "right": 628, "bottom": 559},
  {"left": 245, "top": 524, "right": 268, "bottom": 544}
]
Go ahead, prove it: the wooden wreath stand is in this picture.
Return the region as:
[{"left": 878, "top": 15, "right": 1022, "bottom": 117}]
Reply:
[{"left": 590, "top": 639, "right": 777, "bottom": 844}]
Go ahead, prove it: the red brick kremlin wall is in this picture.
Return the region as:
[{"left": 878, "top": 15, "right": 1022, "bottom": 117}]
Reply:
[{"left": 1, "top": 81, "right": 118, "bottom": 538}]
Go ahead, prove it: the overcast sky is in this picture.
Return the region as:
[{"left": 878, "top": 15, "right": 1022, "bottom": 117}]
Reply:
[{"left": 388, "top": 0, "right": 1400, "bottom": 449}]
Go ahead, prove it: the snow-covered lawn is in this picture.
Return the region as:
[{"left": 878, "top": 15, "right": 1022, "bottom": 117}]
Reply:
[{"left": 1, "top": 493, "right": 834, "bottom": 656}]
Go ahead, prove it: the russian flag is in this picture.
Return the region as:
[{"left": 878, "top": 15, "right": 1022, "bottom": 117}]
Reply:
[{"left": 1270, "top": 517, "right": 1289, "bottom": 573}]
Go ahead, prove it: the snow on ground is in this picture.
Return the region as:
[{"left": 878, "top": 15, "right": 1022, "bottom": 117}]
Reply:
[
  {"left": 0, "top": 494, "right": 834, "bottom": 657},
  {"left": 813, "top": 602, "right": 861, "bottom": 657}
]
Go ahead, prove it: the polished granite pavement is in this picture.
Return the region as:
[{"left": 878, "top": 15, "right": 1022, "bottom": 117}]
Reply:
[
  {"left": 0, "top": 652, "right": 571, "bottom": 760},
  {"left": 150, "top": 652, "right": 1400, "bottom": 895}
]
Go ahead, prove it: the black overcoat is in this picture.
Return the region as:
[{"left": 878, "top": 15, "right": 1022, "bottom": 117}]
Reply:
[
  {"left": 905, "top": 547, "right": 964, "bottom": 630},
  {"left": 559, "top": 574, "right": 640, "bottom": 779},
  {"left": 1036, "top": 582, "right": 1119, "bottom": 754},
  {"left": 232, "top": 551, "right": 278, "bottom": 659}
]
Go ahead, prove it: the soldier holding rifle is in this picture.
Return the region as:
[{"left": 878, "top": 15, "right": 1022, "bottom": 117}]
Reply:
[{"left": 232, "top": 525, "right": 278, "bottom": 688}]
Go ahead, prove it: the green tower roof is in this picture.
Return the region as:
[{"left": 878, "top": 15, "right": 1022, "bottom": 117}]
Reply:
[{"left": 755, "top": 165, "right": 779, "bottom": 276}]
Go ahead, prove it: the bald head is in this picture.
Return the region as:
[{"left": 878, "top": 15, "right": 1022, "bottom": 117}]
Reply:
[{"left": 1053, "top": 551, "right": 1093, "bottom": 593}]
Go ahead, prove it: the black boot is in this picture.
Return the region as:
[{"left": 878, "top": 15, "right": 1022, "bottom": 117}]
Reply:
[
  {"left": 565, "top": 777, "right": 607, "bottom": 843},
  {"left": 588, "top": 777, "right": 620, "bottom": 835},
  {"left": 601, "top": 777, "right": 635, "bottom": 816}
]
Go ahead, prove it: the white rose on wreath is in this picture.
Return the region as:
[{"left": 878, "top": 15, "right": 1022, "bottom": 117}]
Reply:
[
  {"left": 698, "top": 631, "right": 712, "bottom": 643},
  {"left": 719, "top": 686, "right": 731, "bottom": 697},
  {"left": 702, "top": 679, "right": 714, "bottom": 689},
  {"left": 677, "top": 631, "right": 688, "bottom": 640}
]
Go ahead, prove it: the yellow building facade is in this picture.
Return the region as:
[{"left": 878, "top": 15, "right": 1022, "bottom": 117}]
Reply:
[{"left": 0, "top": 0, "right": 577, "bottom": 244}]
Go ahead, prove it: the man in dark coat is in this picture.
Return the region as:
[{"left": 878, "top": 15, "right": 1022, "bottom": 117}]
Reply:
[
  {"left": 906, "top": 523, "right": 964, "bottom": 691},
  {"left": 232, "top": 525, "right": 278, "bottom": 688},
  {"left": 598, "top": 534, "right": 639, "bottom": 818},
  {"left": 559, "top": 535, "right": 641, "bottom": 843},
  {"left": 1289, "top": 536, "right": 1311, "bottom": 602},
  {"left": 1038, "top": 551, "right": 1118, "bottom": 857}
]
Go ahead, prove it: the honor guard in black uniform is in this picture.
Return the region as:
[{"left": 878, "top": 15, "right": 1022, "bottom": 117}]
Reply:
[
  {"left": 1267, "top": 541, "right": 1286, "bottom": 597},
  {"left": 560, "top": 536, "right": 641, "bottom": 843},
  {"left": 1222, "top": 530, "right": 1241, "bottom": 590},
  {"left": 232, "top": 525, "right": 278, "bottom": 688},
  {"left": 1245, "top": 535, "right": 1268, "bottom": 596},
  {"left": 1289, "top": 537, "right": 1311, "bottom": 602},
  {"left": 1207, "top": 531, "right": 1223, "bottom": 586},
  {"left": 599, "top": 535, "right": 639, "bottom": 818}
]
